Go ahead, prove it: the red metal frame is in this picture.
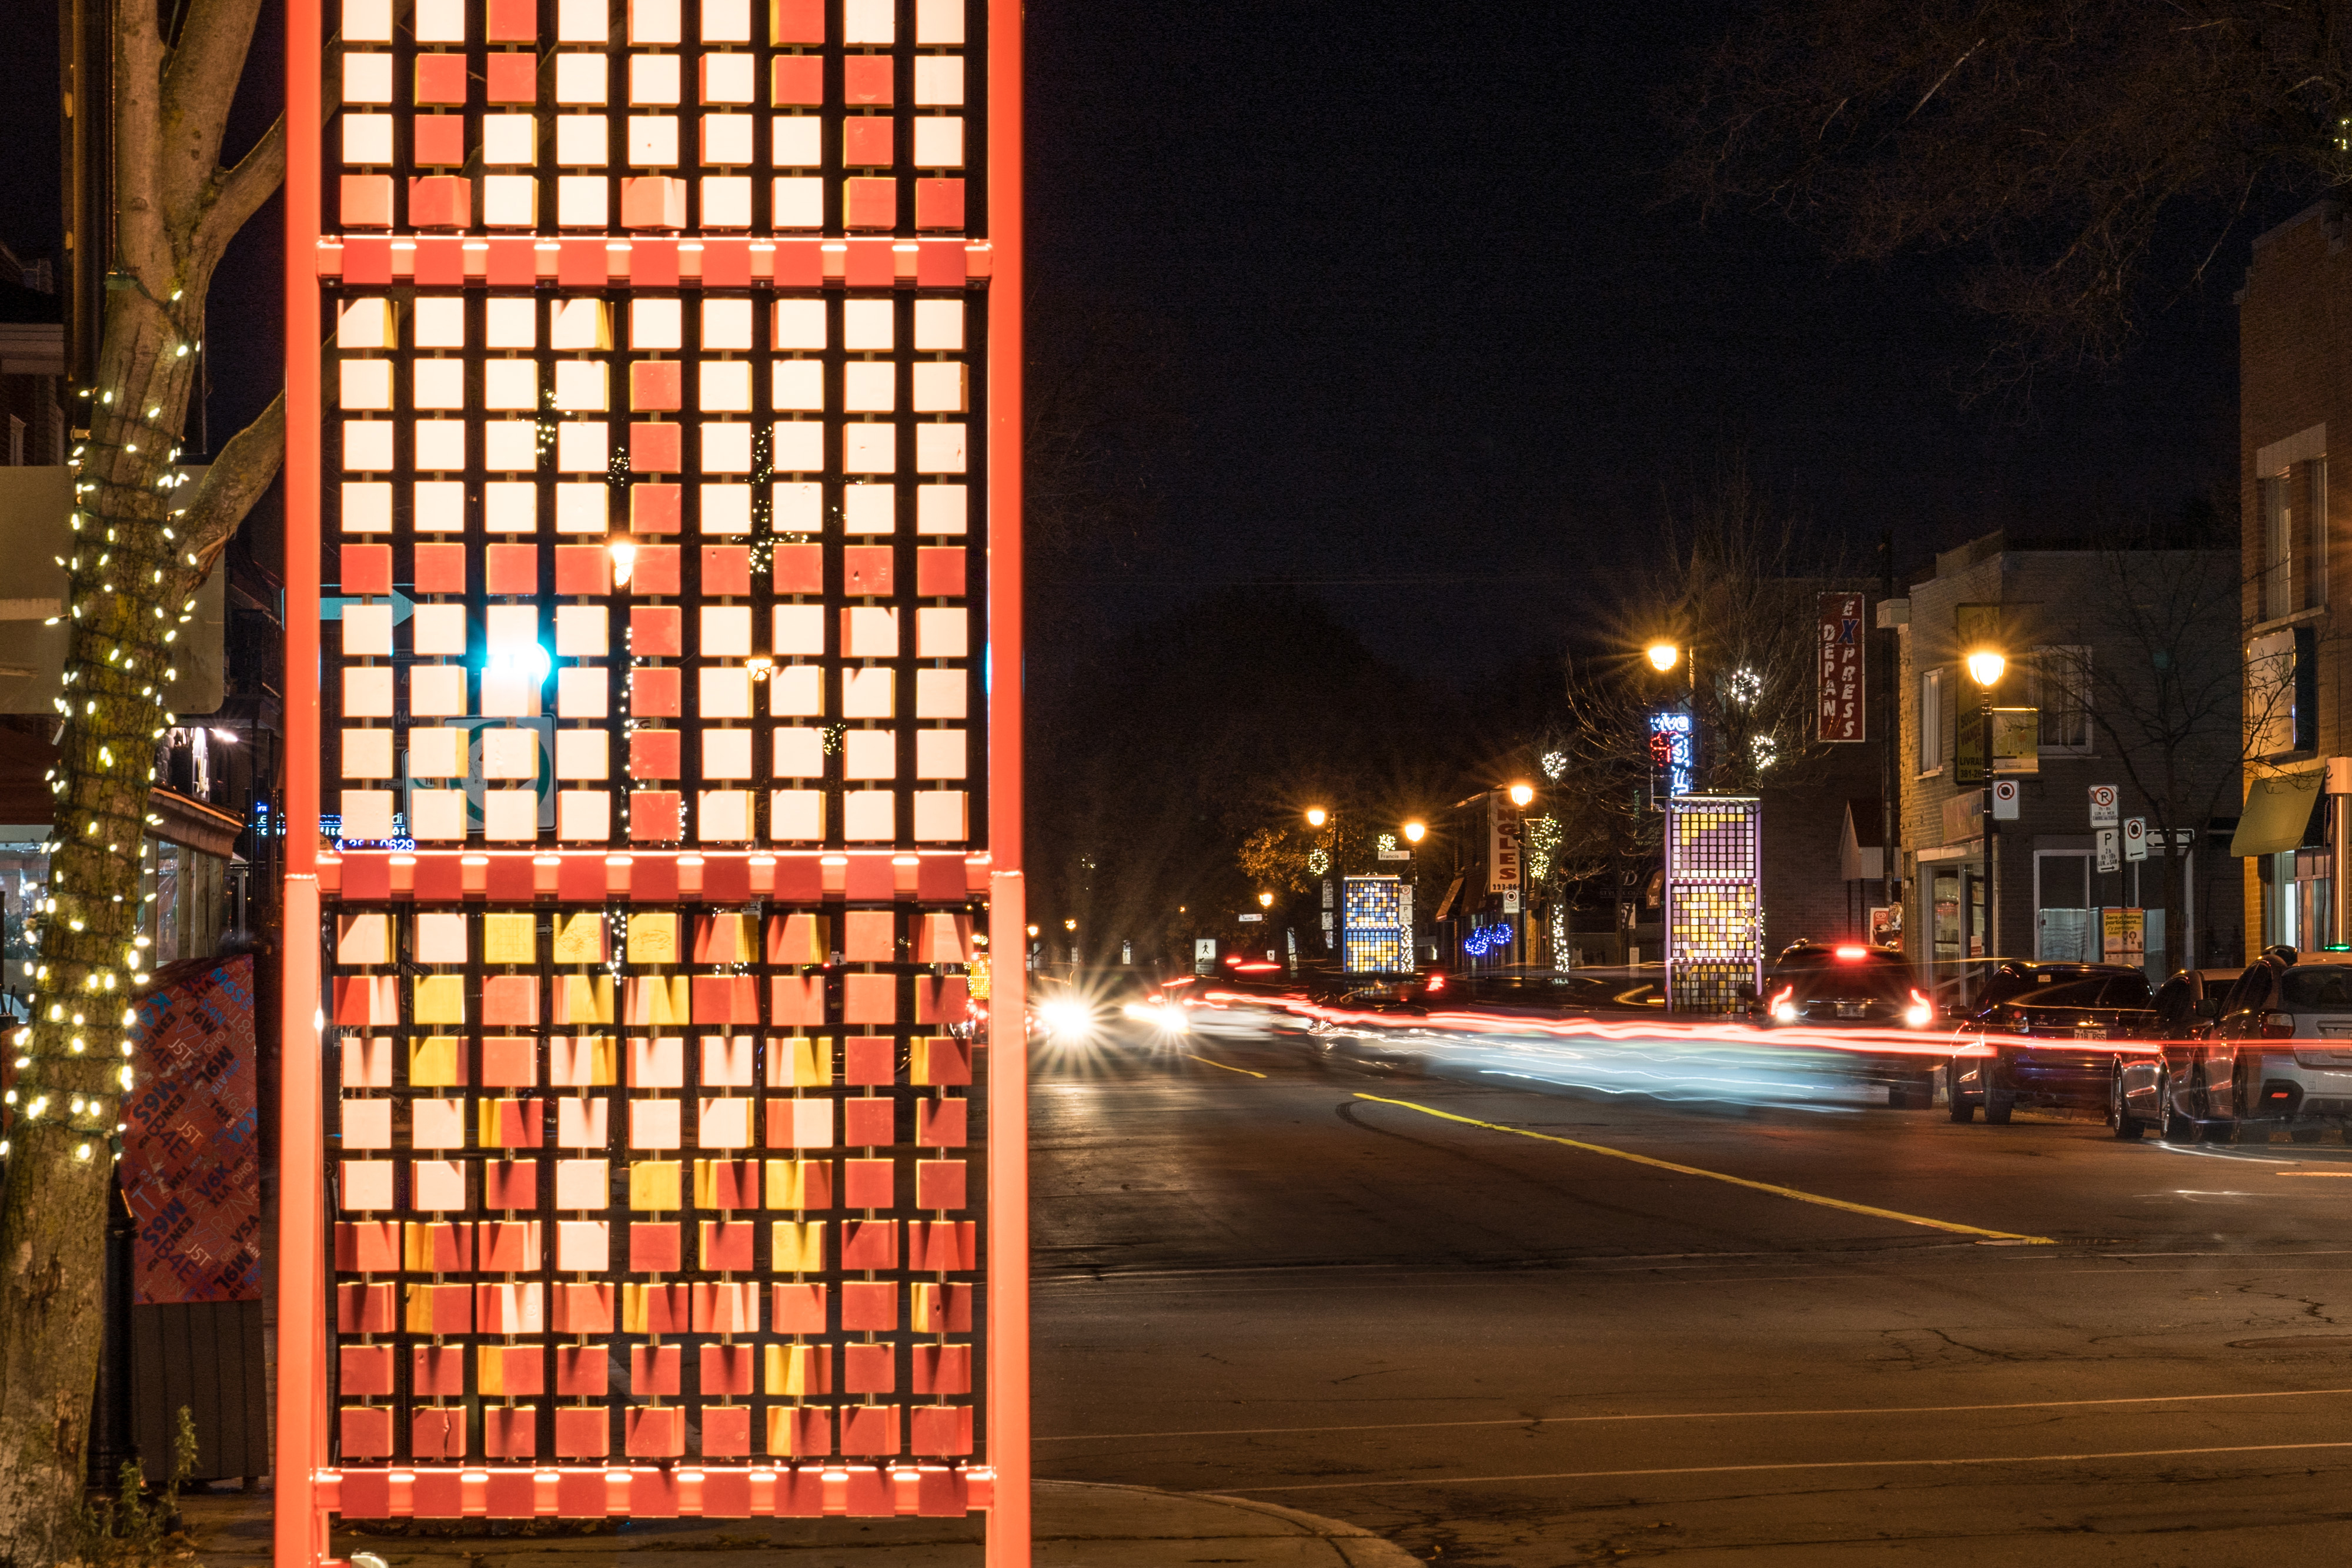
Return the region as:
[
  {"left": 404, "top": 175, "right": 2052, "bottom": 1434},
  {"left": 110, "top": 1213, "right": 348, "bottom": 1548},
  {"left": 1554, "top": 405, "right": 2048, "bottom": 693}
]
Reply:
[
  {"left": 276, "top": 0, "right": 325, "bottom": 1559},
  {"left": 985, "top": 0, "right": 1028, "bottom": 1557},
  {"left": 276, "top": 0, "right": 1024, "bottom": 1556}
]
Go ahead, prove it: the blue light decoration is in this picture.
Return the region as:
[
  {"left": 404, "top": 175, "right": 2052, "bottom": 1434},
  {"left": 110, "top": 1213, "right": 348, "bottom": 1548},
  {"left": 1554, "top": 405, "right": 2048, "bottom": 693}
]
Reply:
[
  {"left": 1462, "top": 921, "right": 1513, "bottom": 957},
  {"left": 1648, "top": 710, "right": 1696, "bottom": 805}
]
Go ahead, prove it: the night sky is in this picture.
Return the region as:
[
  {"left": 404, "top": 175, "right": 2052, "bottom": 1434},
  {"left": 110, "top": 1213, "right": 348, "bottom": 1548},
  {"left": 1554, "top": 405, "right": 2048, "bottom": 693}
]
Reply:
[{"left": 0, "top": 1, "right": 2252, "bottom": 680}]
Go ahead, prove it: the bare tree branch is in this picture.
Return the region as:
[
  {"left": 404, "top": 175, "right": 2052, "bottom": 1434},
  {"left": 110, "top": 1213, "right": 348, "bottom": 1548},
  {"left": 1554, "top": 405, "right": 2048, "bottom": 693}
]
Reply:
[
  {"left": 159, "top": 0, "right": 270, "bottom": 233},
  {"left": 188, "top": 113, "right": 284, "bottom": 277},
  {"left": 180, "top": 391, "right": 283, "bottom": 580}
]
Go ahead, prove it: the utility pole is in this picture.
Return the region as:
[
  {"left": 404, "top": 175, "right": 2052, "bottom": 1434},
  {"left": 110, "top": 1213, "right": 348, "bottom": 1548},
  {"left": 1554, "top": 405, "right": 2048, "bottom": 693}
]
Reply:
[{"left": 1880, "top": 531, "right": 1899, "bottom": 943}]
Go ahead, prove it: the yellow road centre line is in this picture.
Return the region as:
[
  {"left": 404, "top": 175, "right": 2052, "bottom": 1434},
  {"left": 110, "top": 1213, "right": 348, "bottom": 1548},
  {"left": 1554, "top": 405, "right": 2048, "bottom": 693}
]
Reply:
[
  {"left": 2278, "top": 1171, "right": 2352, "bottom": 1176},
  {"left": 1186, "top": 1054, "right": 1265, "bottom": 1078},
  {"left": 1354, "top": 1094, "right": 2053, "bottom": 1245}
]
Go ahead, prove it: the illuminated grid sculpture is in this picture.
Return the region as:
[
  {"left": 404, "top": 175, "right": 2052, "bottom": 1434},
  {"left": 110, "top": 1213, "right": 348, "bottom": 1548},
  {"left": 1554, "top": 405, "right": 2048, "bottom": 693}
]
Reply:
[
  {"left": 1663, "top": 796, "right": 1762, "bottom": 1014},
  {"left": 276, "top": 0, "right": 1025, "bottom": 1557},
  {"left": 1342, "top": 876, "right": 1411, "bottom": 974}
]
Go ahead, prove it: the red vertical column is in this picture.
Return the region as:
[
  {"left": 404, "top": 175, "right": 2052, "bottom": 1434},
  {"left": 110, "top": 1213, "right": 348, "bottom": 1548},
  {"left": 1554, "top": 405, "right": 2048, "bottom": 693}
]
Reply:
[
  {"left": 277, "top": 0, "right": 326, "bottom": 1560},
  {"left": 984, "top": 0, "right": 1027, "bottom": 1557}
]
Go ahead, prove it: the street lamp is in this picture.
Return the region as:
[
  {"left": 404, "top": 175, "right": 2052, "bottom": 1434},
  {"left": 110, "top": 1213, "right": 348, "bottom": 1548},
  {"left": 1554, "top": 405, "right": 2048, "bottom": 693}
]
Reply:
[
  {"left": 1967, "top": 648, "right": 2005, "bottom": 981},
  {"left": 1646, "top": 643, "right": 1680, "bottom": 673},
  {"left": 1402, "top": 820, "right": 1425, "bottom": 844},
  {"left": 1257, "top": 891, "right": 1274, "bottom": 909},
  {"left": 1304, "top": 806, "right": 1328, "bottom": 828},
  {"left": 1507, "top": 783, "right": 1534, "bottom": 808}
]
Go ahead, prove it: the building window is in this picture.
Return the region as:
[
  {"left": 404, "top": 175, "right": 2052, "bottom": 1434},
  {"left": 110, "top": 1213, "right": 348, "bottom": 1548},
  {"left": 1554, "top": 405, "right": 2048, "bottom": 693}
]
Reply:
[
  {"left": 1917, "top": 666, "right": 1945, "bottom": 774},
  {"left": 2248, "top": 627, "right": 2298, "bottom": 758},
  {"left": 2311, "top": 458, "right": 2330, "bottom": 610},
  {"left": 2029, "top": 645, "right": 2093, "bottom": 752},
  {"left": 2264, "top": 473, "right": 2294, "bottom": 620}
]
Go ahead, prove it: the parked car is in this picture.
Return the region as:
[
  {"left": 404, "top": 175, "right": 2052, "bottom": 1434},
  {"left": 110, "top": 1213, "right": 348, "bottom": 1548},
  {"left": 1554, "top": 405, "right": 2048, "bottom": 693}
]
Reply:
[
  {"left": 1945, "top": 964, "right": 2155, "bottom": 1124},
  {"left": 2110, "top": 967, "right": 2240, "bottom": 1139},
  {"left": 2152, "top": 948, "right": 2352, "bottom": 1142},
  {"left": 1751, "top": 941, "right": 1942, "bottom": 1107}
]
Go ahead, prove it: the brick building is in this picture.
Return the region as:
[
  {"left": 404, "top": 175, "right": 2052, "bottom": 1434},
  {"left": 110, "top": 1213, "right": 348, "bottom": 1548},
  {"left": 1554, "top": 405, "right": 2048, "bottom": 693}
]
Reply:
[
  {"left": 2234, "top": 199, "right": 2352, "bottom": 952},
  {"left": 0, "top": 241, "right": 64, "bottom": 467},
  {"left": 1893, "top": 531, "right": 2244, "bottom": 984}
]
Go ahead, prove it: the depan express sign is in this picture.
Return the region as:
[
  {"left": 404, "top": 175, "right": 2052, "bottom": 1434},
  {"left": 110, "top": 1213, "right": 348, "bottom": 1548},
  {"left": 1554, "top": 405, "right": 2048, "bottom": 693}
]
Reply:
[{"left": 1818, "top": 592, "right": 1865, "bottom": 743}]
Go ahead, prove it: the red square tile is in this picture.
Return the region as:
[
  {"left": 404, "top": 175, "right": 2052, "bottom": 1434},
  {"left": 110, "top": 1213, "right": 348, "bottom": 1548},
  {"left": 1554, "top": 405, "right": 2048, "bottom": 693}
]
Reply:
[
  {"left": 413, "top": 235, "right": 465, "bottom": 285},
  {"left": 839, "top": 1406, "right": 900, "bottom": 1458},
  {"left": 555, "top": 1406, "right": 609, "bottom": 1459},
  {"left": 699, "top": 1219, "right": 755, "bottom": 1271},
  {"left": 486, "top": 52, "right": 538, "bottom": 104},
  {"left": 483, "top": 1159, "right": 537, "bottom": 1208},
  {"left": 485, "top": 0, "right": 536, "bottom": 42},
  {"left": 844, "top": 546, "right": 893, "bottom": 596},
  {"left": 413, "top": 543, "right": 467, "bottom": 594},
  {"left": 412, "top": 116, "right": 467, "bottom": 167},
  {"left": 486, "top": 543, "right": 539, "bottom": 596},
  {"left": 631, "top": 790, "right": 683, "bottom": 841},
  {"left": 701, "top": 1343, "right": 757, "bottom": 1396},
  {"left": 340, "top": 543, "right": 393, "bottom": 596},
  {"left": 910, "top": 1405, "right": 972, "bottom": 1456},
  {"left": 913, "top": 1344, "right": 970, "bottom": 1396},
  {"left": 914, "top": 1098, "right": 965, "bottom": 1147},
  {"left": 626, "top": 1406, "right": 686, "bottom": 1457},
  {"left": 701, "top": 546, "right": 751, "bottom": 597},
  {"left": 340, "top": 1406, "right": 393, "bottom": 1458},
  {"left": 914, "top": 179, "right": 964, "bottom": 232},
  {"left": 843, "top": 1099, "right": 894, "bottom": 1151},
  {"left": 700, "top": 1404, "right": 752, "bottom": 1458},
  {"left": 631, "top": 544, "right": 682, "bottom": 594},
  {"left": 844, "top": 118, "right": 894, "bottom": 168},
  {"left": 916, "top": 1159, "right": 965, "bottom": 1209},
  {"left": 843, "top": 1157, "right": 893, "bottom": 1208},
  {"left": 630, "top": 360, "right": 683, "bottom": 411},
  {"left": 340, "top": 1344, "right": 396, "bottom": 1396},
  {"left": 629, "top": 727, "right": 682, "bottom": 778},
  {"left": 773, "top": 55, "right": 823, "bottom": 104},
  {"left": 413, "top": 1345, "right": 467, "bottom": 1396},
  {"left": 630, "top": 1344, "right": 680, "bottom": 1395},
  {"left": 843, "top": 1036, "right": 894, "bottom": 1085},
  {"left": 554, "top": 544, "right": 613, "bottom": 596},
  {"left": 914, "top": 547, "right": 964, "bottom": 597},
  {"left": 844, "top": 55, "right": 893, "bottom": 105},
  {"left": 773, "top": 0, "right": 823, "bottom": 43},
  {"left": 630, "top": 482, "right": 682, "bottom": 535},
  {"left": 630, "top": 239, "right": 680, "bottom": 286},
  {"left": 485, "top": 1407, "right": 537, "bottom": 1459},
  {"left": 843, "top": 1343, "right": 894, "bottom": 1393},
  {"left": 773, "top": 1282, "right": 828, "bottom": 1333},
  {"left": 630, "top": 606, "right": 683, "bottom": 658},
  {"left": 773, "top": 543, "right": 823, "bottom": 593},
  {"left": 840, "top": 1218, "right": 898, "bottom": 1271},
  {"left": 843, "top": 178, "right": 898, "bottom": 230},
  {"left": 555, "top": 1345, "right": 609, "bottom": 1396},
  {"left": 841, "top": 1279, "right": 897, "bottom": 1332},
  {"left": 630, "top": 422, "right": 681, "bottom": 474},
  {"left": 415, "top": 54, "right": 469, "bottom": 105},
  {"left": 630, "top": 667, "right": 681, "bottom": 717}
]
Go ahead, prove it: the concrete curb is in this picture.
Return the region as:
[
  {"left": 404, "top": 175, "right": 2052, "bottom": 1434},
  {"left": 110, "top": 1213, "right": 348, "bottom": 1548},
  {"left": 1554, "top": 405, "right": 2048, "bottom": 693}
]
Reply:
[{"left": 178, "top": 1479, "right": 1422, "bottom": 1567}]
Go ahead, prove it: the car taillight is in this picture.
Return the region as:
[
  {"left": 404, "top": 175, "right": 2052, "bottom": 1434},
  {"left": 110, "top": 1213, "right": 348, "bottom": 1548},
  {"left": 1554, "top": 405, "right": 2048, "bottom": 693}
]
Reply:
[
  {"left": 1904, "top": 989, "right": 1932, "bottom": 1028},
  {"left": 1769, "top": 984, "right": 1795, "bottom": 1023},
  {"left": 2262, "top": 1011, "right": 2297, "bottom": 1039}
]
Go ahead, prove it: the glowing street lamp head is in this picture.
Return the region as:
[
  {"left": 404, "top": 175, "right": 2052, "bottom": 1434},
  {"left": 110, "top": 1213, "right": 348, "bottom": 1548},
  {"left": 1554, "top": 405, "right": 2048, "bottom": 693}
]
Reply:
[
  {"left": 1646, "top": 643, "right": 1680, "bottom": 673},
  {"left": 1402, "top": 820, "right": 1426, "bottom": 844},
  {"left": 1257, "top": 891, "right": 1274, "bottom": 908},
  {"left": 1304, "top": 806, "right": 1328, "bottom": 828},
  {"left": 1965, "top": 650, "right": 2006, "bottom": 688},
  {"left": 1063, "top": 918, "right": 1077, "bottom": 932},
  {"left": 1507, "top": 783, "right": 1535, "bottom": 808}
]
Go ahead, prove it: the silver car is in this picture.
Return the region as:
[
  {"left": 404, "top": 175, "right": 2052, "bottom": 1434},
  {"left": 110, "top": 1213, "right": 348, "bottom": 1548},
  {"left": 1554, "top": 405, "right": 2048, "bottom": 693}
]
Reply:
[{"left": 2173, "top": 949, "right": 2352, "bottom": 1142}]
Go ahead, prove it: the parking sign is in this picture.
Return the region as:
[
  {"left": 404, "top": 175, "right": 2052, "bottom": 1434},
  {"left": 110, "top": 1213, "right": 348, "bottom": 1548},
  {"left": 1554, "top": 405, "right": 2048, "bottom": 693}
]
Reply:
[
  {"left": 2089, "top": 785, "right": 2119, "bottom": 827},
  {"left": 2097, "top": 828, "right": 2120, "bottom": 872},
  {"left": 2123, "top": 818, "right": 2147, "bottom": 862}
]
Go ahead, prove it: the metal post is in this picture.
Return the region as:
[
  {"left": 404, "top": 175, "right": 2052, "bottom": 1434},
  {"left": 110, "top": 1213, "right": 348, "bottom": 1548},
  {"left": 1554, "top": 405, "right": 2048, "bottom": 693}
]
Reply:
[
  {"left": 273, "top": 0, "right": 322, "bottom": 1556},
  {"left": 1984, "top": 687, "right": 1998, "bottom": 968},
  {"left": 985, "top": 0, "right": 1027, "bottom": 1550}
]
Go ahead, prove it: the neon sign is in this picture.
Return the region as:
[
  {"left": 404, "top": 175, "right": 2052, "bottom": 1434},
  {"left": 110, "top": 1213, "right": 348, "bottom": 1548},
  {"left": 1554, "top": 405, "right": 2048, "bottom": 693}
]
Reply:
[{"left": 1648, "top": 710, "right": 1695, "bottom": 803}]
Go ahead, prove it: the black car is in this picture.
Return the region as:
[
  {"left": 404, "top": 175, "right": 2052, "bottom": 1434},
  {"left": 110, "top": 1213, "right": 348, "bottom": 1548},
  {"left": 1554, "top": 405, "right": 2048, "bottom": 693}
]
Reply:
[
  {"left": 1946, "top": 965, "right": 2156, "bottom": 1124},
  {"left": 1753, "top": 942, "right": 1942, "bottom": 1107}
]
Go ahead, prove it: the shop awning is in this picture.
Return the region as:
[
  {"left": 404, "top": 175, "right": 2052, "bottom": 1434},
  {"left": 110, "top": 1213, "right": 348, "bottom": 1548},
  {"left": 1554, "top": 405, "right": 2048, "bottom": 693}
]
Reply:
[{"left": 2230, "top": 773, "right": 2325, "bottom": 857}]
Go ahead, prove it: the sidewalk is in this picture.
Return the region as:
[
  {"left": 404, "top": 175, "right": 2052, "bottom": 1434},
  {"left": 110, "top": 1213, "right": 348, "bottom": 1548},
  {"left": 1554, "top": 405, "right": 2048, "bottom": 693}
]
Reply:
[{"left": 178, "top": 1481, "right": 1420, "bottom": 1567}]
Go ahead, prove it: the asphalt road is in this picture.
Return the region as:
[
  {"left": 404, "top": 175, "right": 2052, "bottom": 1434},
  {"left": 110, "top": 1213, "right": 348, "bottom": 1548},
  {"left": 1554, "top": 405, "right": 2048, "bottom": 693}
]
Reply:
[{"left": 1028, "top": 1017, "right": 2352, "bottom": 1564}]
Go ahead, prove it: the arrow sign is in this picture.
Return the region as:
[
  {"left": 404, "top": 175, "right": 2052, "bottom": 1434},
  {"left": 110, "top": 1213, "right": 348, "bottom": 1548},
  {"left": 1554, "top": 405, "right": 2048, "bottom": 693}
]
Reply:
[
  {"left": 321, "top": 589, "right": 416, "bottom": 624},
  {"left": 2123, "top": 817, "right": 2147, "bottom": 862}
]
